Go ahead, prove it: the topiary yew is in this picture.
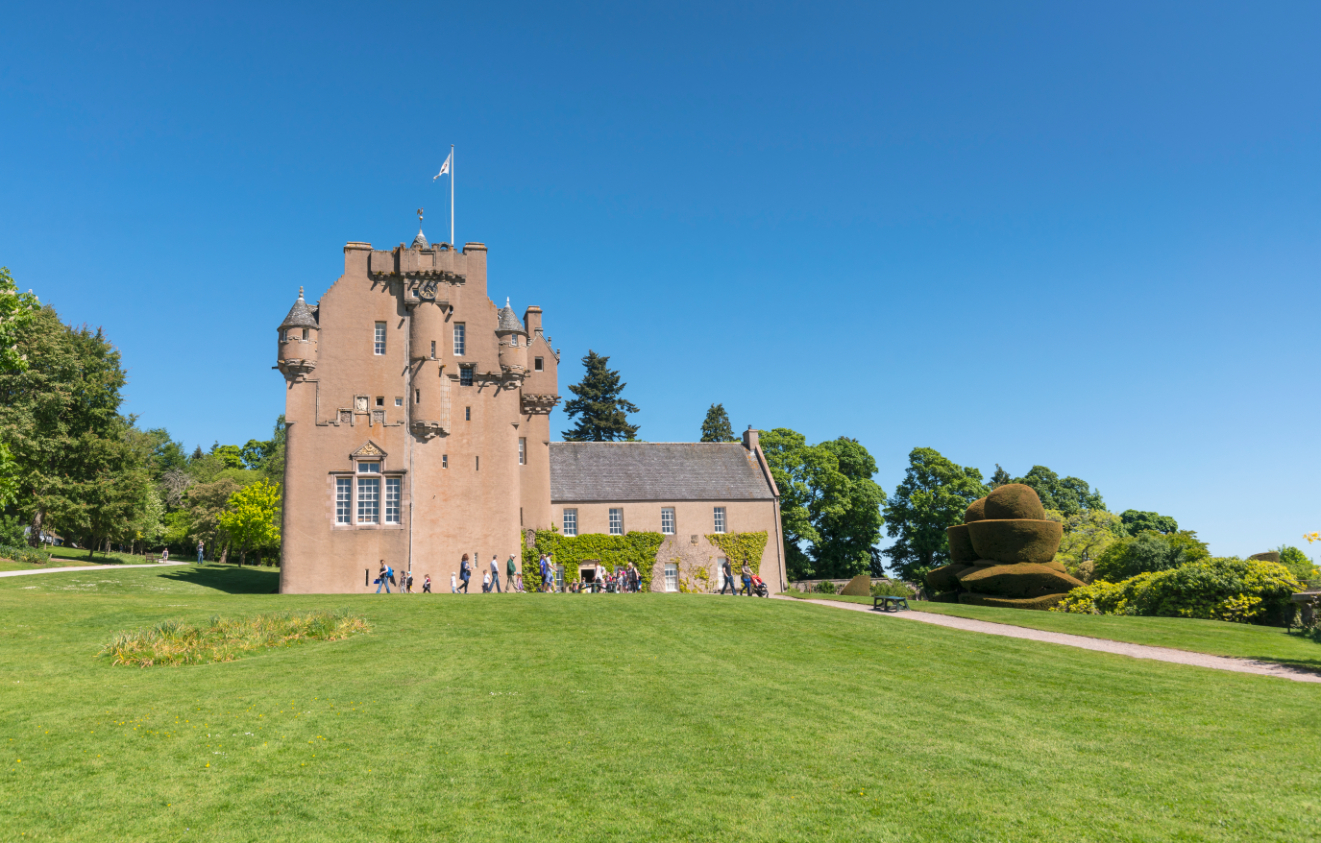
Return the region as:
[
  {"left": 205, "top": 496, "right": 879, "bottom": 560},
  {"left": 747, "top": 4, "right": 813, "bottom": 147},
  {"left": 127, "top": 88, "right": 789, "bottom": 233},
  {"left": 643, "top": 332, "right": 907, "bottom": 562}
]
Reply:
[
  {"left": 964, "top": 497, "right": 987, "bottom": 523},
  {"left": 966, "top": 519, "right": 1063, "bottom": 565},
  {"left": 1248, "top": 551, "right": 1281, "bottom": 563},
  {"left": 959, "top": 593, "right": 1067, "bottom": 611},
  {"left": 983, "top": 483, "right": 1046, "bottom": 521},
  {"left": 925, "top": 564, "right": 966, "bottom": 594},
  {"left": 946, "top": 525, "right": 977, "bottom": 564},
  {"left": 956, "top": 563, "right": 1084, "bottom": 598},
  {"left": 839, "top": 574, "right": 871, "bottom": 596}
]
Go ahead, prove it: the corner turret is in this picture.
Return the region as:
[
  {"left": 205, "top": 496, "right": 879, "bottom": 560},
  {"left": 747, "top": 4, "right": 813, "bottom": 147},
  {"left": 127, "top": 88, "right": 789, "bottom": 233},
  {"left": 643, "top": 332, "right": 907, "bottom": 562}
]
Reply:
[
  {"left": 495, "top": 297, "right": 528, "bottom": 382},
  {"left": 277, "top": 287, "right": 319, "bottom": 382}
]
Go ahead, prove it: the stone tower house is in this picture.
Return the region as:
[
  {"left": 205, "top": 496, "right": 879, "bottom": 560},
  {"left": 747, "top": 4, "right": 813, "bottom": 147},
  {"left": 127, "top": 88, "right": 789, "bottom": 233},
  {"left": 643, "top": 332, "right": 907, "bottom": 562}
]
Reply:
[{"left": 276, "top": 231, "right": 560, "bottom": 593}]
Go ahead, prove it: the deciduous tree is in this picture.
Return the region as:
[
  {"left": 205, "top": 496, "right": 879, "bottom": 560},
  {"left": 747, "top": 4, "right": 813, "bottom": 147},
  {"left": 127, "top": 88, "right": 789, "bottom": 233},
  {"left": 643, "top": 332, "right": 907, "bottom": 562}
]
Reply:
[
  {"left": 1120, "top": 509, "right": 1179, "bottom": 536},
  {"left": 1012, "top": 465, "right": 1105, "bottom": 516},
  {"left": 0, "top": 267, "right": 40, "bottom": 373},
  {"left": 218, "top": 479, "right": 282, "bottom": 566},
  {"left": 882, "top": 447, "right": 989, "bottom": 580}
]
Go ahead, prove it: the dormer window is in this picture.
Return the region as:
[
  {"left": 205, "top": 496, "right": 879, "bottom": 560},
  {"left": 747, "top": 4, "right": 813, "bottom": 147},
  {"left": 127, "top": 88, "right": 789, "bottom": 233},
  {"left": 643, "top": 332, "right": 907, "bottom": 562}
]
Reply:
[{"left": 357, "top": 462, "right": 380, "bottom": 473}]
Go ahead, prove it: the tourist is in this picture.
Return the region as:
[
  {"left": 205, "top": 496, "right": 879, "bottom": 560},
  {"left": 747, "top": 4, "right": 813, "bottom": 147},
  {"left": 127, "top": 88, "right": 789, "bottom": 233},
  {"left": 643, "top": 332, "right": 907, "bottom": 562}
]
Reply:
[
  {"left": 514, "top": 571, "right": 524, "bottom": 592},
  {"left": 720, "top": 558, "right": 736, "bottom": 595},
  {"left": 161, "top": 548, "right": 169, "bottom": 563},
  {"left": 506, "top": 554, "right": 517, "bottom": 591},
  {"left": 740, "top": 562, "right": 752, "bottom": 596},
  {"left": 629, "top": 563, "right": 640, "bottom": 592},
  {"left": 196, "top": 540, "right": 204, "bottom": 564},
  {"left": 482, "top": 570, "right": 491, "bottom": 593},
  {"left": 450, "top": 572, "right": 457, "bottom": 593},
  {"left": 458, "top": 554, "right": 471, "bottom": 593},
  {"left": 539, "top": 553, "right": 550, "bottom": 592},
  {"left": 375, "top": 560, "right": 392, "bottom": 594},
  {"left": 490, "top": 554, "right": 502, "bottom": 593},
  {"left": 405, "top": 570, "right": 414, "bottom": 593},
  {"left": 422, "top": 574, "right": 432, "bottom": 593}
]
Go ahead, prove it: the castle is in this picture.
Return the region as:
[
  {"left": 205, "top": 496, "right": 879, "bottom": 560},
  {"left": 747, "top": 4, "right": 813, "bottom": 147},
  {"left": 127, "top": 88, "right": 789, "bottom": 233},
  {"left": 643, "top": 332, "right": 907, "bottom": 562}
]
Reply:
[{"left": 276, "top": 227, "right": 786, "bottom": 594}]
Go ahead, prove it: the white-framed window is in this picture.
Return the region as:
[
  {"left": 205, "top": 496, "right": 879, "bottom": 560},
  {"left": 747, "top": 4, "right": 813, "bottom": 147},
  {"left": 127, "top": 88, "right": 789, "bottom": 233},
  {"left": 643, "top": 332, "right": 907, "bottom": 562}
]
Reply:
[
  {"left": 713, "top": 507, "right": 726, "bottom": 534},
  {"left": 609, "top": 508, "right": 623, "bottom": 536},
  {"left": 357, "top": 478, "right": 380, "bottom": 524},
  {"left": 385, "top": 478, "right": 401, "bottom": 524},
  {"left": 519, "top": 438, "right": 526, "bottom": 465},
  {"left": 442, "top": 454, "right": 448, "bottom": 469},
  {"left": 394, "top": 397, "right": 403, "bottom": 407},
  {"left": 358, "top": 462, "right": 379, "bottom": 473},
  {"left": 555, "top": 564, "right": 565, "bottom": 590},
  {"left": 374, "top": 322, "right": 386, "bottom": 355},
  {"left": 510, "top": 335, "right": 518, "bottom": 347},
  {"left": 661, "top": 507, "right": 675, "bottom": 535},
  {"left": 664, "top": 563, "right": 678, "bottom": 593},
  {"left": 563, "top": 508, "right": 578, "bottom": 536},
  {"left": 453, "top": 323, "right": 466, "bottom": 356},
  {"left": 335, "top": 478, "right": 351, "bottom": 524},
  {"left": 430, "top": 340, "right": 436, "bottom": 359}
]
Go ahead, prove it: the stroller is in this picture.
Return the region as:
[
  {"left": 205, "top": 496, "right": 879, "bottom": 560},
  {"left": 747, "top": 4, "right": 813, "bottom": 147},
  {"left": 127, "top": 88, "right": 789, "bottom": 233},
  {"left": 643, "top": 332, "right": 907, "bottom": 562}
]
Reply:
[{"left": 749, "top": 575, "right": 769, "bottom": 598}]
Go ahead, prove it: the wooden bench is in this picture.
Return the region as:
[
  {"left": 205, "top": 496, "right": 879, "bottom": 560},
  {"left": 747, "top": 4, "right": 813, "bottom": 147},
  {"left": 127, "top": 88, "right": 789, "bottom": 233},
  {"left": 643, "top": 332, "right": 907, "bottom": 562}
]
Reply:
[{"left": 873, "top": 595, "right": 910, "bottom": 612}]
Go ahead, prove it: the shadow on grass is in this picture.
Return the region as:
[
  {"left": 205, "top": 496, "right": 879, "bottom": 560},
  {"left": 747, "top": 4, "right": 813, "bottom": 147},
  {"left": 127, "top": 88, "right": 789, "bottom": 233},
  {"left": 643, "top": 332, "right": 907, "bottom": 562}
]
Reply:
[{"left": 159, "top": 564, "right": 280, "bottom": 595}]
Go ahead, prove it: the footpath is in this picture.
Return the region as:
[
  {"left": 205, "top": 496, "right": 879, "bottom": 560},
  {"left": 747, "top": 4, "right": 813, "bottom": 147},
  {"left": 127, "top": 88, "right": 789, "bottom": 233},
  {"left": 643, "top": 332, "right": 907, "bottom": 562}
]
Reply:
[
  {"left": 0, "top": 562, "right": 189, "bottom": 578},
  {"left": 776, "top": 595, "right": 1321, "bottom": 685}
]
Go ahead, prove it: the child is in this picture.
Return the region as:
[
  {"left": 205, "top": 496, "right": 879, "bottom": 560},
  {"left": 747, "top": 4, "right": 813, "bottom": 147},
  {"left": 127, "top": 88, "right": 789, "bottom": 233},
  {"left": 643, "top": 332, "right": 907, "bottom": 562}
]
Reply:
[
  {"left": 422, "top": 574, "right": 432, "bottom": 593},
  {"left": 450, "top": 572, "right": 457, "bottom": 593},
  {"left": 482, "top": 570, "right": 492, "bottom": 593}
]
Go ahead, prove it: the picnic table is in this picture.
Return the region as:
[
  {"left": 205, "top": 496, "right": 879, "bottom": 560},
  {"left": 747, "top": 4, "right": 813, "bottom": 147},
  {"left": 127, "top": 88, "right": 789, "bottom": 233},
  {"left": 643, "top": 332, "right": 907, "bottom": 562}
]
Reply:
[{"left": 872, "top": 595, "right": 910, "bottom": 612}]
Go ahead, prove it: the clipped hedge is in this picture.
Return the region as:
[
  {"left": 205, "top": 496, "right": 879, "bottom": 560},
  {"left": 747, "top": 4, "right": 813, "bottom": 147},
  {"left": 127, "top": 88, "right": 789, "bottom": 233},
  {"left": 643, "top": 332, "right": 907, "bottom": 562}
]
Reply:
[
  {"left": 1054, "top": 557, "right": 1303, "bottom": 625},
  {"left": 522, "top": 531, "right": 665, "bottom": 592},
  {"left": 946, "top": 525, "right": 977, "bottom": 564},
  {"left": 984, "top": 484, "right": 1046, "bottom": 521},
  {"left": 966, "top": 519, "right": 1063, "bottom": 565},
  {"left": 839, "top": 575, "right": 871, "bottom": 596}
]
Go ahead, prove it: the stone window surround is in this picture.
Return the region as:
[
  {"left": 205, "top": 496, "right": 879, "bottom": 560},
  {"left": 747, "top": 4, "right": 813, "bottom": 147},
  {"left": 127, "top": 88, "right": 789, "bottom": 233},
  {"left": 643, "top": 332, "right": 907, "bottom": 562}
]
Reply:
[{"left": 330, "top": 456, "right": 406, "bottom": 530}]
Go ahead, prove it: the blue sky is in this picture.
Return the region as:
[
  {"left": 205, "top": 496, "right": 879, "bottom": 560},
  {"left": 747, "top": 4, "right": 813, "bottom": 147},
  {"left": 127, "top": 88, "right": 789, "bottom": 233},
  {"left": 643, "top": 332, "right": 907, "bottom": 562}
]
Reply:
[{"left": 2, "top": 2, "right": 1318, "bottom": 558}]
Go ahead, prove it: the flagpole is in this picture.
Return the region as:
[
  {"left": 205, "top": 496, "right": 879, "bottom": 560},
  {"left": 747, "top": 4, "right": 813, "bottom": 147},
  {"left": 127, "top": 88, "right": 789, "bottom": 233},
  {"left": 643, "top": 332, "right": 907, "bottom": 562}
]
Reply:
[{"left": 449, "top": 144, "right": 455, "bottom": 247}]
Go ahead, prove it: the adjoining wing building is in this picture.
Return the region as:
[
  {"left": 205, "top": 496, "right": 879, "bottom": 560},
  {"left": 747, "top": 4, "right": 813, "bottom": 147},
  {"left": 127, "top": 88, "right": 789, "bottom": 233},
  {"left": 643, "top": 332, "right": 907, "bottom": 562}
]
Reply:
[{"left": 275, "top": 230, "right": 786, "bottom": 594}]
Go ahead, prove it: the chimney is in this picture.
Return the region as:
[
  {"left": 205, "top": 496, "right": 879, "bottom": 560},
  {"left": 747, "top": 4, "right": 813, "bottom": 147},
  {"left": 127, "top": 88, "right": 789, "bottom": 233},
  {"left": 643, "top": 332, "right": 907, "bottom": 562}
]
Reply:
[
  {"left": 523, "top": 305, "right": 543, "bottom": 336},
  {"left": 742, "top": 426, "right": 759, "bottom": 453}
]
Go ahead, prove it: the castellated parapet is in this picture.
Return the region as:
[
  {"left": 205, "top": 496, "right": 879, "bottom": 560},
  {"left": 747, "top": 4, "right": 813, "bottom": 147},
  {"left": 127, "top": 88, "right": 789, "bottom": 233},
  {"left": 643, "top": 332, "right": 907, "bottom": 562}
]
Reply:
[{"left": 277, "top": 234, "right": 561, "bottom": 594}]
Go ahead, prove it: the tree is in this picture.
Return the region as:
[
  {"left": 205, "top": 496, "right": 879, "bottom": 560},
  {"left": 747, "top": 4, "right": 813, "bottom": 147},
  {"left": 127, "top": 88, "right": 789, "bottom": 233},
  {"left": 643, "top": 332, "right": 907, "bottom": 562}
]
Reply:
[
  {"left": 759, "top": 429, "right": 887, "bottom": 580},
  {"left": 261, "top": 416, "right": 287, "bottom": 481},
  {"left": 1011, "top": 465, "right": 1105, "bottom": 517},
  {"left": 561, "top": 351, "right": 639, "bottom": 441},
  {"left": 700, "top": 404, "right": 736, "bottom": 443},
  {"left": 1055, "top": 509, "right": 1124, "bottom": 582},
  {"left": 186, "top": 476, "right": 244, "bottom": 560},
  {"left": 882, "top": 447, "right": 989, "bottom": 580},
  {"left": 1092, "top": 530, "right": 1209, "bottom": 582},
  {"left": 1120, "top": 509, "right": 1179, "bottom": 536},
  {"left": 218, "top": 479, "right": 281, "bottom": 566},
  {"left": 0, "top": 267, "right": 40, "bottom": 373},
  {"left": 1276, "top": 545, "right": 1318, "bottom": 582},
  {"left": 989, "top": 464, "right": 1012, "bottom": 488},
  {"left": 211, "top": 444, "right": 245, "bottom": 470}
]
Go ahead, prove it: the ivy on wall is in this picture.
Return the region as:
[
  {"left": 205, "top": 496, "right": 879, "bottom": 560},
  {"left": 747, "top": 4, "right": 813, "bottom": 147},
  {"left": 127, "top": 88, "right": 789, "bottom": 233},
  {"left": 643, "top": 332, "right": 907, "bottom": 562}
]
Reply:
[
  {"left": 706, "top": 531, "right": 769, "bottom": 576},
  {"left": 521, "top": 531, "right": 665, "bottom": 591}
]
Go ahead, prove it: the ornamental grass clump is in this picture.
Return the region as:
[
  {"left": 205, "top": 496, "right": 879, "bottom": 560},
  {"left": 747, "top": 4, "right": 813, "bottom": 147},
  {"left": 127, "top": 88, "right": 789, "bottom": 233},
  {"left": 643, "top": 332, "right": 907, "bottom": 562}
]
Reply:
[{"left": 99, "top": 610, "right": 371, "bottom": 667}]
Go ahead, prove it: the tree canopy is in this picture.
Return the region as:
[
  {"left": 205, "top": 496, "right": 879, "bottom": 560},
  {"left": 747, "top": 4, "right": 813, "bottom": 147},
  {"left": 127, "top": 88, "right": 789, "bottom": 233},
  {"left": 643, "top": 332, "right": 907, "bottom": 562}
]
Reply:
[
  {"left": 1009, "top": 465, "right": 1105, "bottom": 516},
  {"left": 561, "top": 351, "right": 640, "bottom": 441},
  {"left": 759, "top": 429, "right": 887, "bottom": 580},
  {"left": 1119, "top": 509, "right": 1179, "bottom": 536},
  {"left": 1091, "top": 530, "right": 1209, "bottom": 582},
  {"left": 0, "top": 266, "right": 40, "bottom": 373},
  {"left": 699, "top": 404, "right": 736, "bottom": 443},
  {"left": 881, "top": 447, "right": 988, "bottom": 580}
]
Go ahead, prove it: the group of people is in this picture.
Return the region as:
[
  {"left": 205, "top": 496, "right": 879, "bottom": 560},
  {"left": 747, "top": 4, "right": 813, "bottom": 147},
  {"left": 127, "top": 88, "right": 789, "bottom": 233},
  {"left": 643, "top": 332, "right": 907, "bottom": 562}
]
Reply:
[
  {"left": 453, "top": 553, "right": 526, "bottom": 593},
  {"left": 373, "top": 554, "right": 757, "bottom": 595}
]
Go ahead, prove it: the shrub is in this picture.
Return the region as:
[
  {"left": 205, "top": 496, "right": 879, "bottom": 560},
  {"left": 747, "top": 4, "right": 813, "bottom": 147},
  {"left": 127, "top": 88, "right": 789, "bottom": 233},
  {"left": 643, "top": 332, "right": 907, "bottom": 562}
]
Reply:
[
  {"left": 0, "top": 544, "right": 51, "bottom": 565},
  {"left": 871, "top": 580, "right": 915, "bottom": 598},
  {"left": 1092, "top": 530, "right": 1209, "bottom": 582},
  {"left": 813, "top": 581, "right": 839, "bottom": 594},
  {"left": 99, "top": 610, "right": 371, "bottom": 667},
  {"left": 966, "top": 519, "right": 1062, "bottom": 565},
  {"left": 1275, "top": 546, "right": 1319, "bottom": 582},
  {"left": 1054, "top": 557, "right": 1302, "bottom": 625}
]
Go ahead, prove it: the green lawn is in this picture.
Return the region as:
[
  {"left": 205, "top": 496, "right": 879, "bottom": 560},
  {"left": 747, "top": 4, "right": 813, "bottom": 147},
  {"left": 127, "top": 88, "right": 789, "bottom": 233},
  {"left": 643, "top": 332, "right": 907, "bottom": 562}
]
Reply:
[
  {"left": 0, "top": 548, "right": 133, "bottom": 573},
  {"left": 784, "top": 592, "right": 1321, "bottom": 671},
  {"left": 2, "top": 566, "right": 1318, "bottom": 842}
]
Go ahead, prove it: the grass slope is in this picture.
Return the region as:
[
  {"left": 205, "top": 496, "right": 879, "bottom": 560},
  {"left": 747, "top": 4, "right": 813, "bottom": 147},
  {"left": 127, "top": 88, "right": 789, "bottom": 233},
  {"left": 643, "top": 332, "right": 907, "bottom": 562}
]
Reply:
[
  {"left": 1, "top": 566, "right": 1317, "bottom": 842},
  {"left": 785, "top": 593, "right": 1321, "bottom": 670}
]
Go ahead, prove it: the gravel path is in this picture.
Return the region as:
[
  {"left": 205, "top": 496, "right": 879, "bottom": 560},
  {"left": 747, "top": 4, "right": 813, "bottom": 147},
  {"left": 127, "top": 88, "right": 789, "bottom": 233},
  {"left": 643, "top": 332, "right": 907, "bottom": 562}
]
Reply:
[
  {"left": 777, "top": 596, "right": 1321, "bottom": 684},
  {"left": 0, "top": 562, "right": 188, "bottom": 578}
]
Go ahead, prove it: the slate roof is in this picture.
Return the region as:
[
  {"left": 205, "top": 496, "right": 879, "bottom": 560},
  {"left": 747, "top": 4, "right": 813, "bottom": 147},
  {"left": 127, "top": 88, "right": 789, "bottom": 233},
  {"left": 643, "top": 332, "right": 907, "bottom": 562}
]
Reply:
[
  {"left": 279, "top": 288, "right": 319, "bottom": 330},
  {"left": 412, "top": 228, "right": 430, "bottom": 249},
  {"left": 497, "top": 299, "right": 524, "bottom": 332},
  {"left": 550, "top": 442, "right": 775, "bottom": 502}
]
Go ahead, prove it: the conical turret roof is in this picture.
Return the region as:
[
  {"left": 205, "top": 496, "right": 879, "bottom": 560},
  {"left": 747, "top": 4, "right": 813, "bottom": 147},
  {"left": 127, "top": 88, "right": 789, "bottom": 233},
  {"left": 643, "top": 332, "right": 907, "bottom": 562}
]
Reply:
[
  {"left": 280, "top": 287, "right": 319, "bottom": 330},
  {"left": 412, "top": 228, "right": 430, "bottom": 249},
  {"left": 496, "top": 297, "right": 524, "bottom": 332}
]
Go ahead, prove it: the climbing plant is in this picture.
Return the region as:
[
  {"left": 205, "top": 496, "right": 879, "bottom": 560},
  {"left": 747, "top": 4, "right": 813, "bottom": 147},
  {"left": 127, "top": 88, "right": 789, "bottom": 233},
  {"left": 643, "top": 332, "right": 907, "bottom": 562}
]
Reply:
[
  {"left": 522, "top": 530, "right": 664, "bottom": 591},
  {"left": 706, "top": 531, "right": 769, "bottom": 576}
]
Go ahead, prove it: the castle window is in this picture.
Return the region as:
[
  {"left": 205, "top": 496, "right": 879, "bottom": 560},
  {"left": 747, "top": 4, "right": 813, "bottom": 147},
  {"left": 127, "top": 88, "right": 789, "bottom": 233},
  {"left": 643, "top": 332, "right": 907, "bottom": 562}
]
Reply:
[
  {"left": 375, "top": 396, "right": 384, "bottom": 407},
  {"left": 661, "top": 507, "right": 675, "bottom": 535},
  {"left": 465, "top": 406, "right": 471, "bottom": 421},
  {"left": 713, "top": 507, "right": 726, "bottom": 534},
  {"left": 357, "top": 478, "right": 379, "bottom": 524},
  {"left": 518, "top": 438, "right": 526, "bottom": 465},
  {"left": 394, "top": 397, "right": 402, "bottom": 407},
  {"left": 664, "top": 563, "right": 678, "bottom": 593},
  {"left": 335, "top": 478, "right": 351, "bottom": 524},
  {"left": 562, "top": 509, "right": 578, "bottom": 536},
  {"left": 475, "top": 456, "right": 480, "bottom": 471},
  {"left": 374, "top": 322, "right": 386, "bottom": 355},
  {"left": 415, "top": 389, "right": 421, "bottom": 404},
  {"left": 460, "top": 368, "right": 473, "bottom": 387},
  {"left": 302, "top": 328, "right": 309, "bottom": 340},
  {"left": 430, "top": 340, "right": 436, "bottom": 359},
  {"left": 609, "top": 508, "right": 623, "bottom": 536},
  {"left": 385, "top": 478, "right": 401, "bottom": 524},
  {"left": 511, "top": 335, "right": 518, "bottom": 347},
  {"left": 357, "top": 462, "right": 379, "bottom": 473},
  {"left": 534, "top": 357, "right": 544, "bottom": 372},
  {"left": 453, "top": 323, "right": 466, "bottom": 356},
  {"left": 442, "top": 454, "right": 448, "bottom": 469}
]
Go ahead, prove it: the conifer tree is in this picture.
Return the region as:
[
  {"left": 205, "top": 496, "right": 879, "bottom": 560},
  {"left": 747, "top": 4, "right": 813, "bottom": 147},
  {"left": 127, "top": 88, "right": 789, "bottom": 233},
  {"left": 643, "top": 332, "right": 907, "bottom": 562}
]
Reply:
[
  {"left": 700, "top": 403, "right": 736, "bottom": 442},
  {"left": 561, "top": 350, "right": 640, "bottom": 441}
]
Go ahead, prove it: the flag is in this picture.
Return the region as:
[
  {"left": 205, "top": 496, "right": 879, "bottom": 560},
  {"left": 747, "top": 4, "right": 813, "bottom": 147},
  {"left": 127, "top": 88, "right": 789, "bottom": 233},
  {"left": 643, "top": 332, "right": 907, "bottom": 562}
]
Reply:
[{"left": 433, "top": 151, "right": 452, "bottom": 180}]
